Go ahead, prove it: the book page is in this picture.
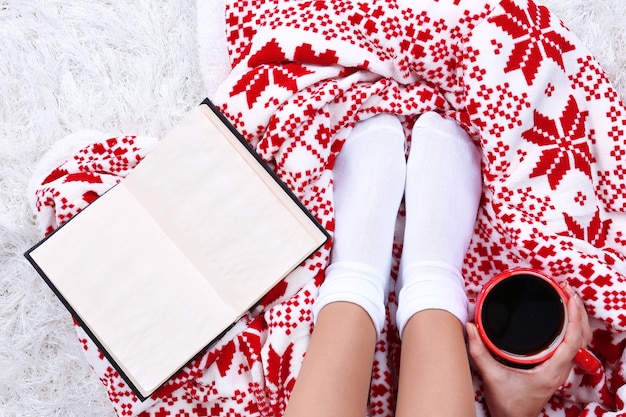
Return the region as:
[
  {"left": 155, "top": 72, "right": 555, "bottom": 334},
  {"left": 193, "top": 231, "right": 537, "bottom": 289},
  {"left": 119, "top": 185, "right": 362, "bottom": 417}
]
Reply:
[
  {"left": 27, "top": 102, "right": 327, "bottom": 399},
  {"left": 29, "top": 185, "right": 239, "bottom": 397},
  {"left": 122, "top": 105, "right": 327, "bottom": 312}
]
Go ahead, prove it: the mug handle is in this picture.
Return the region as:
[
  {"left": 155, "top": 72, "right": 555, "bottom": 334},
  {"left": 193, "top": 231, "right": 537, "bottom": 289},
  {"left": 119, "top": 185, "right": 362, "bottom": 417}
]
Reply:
[{"left": 574, "top": 348, "right": 601, "bottom": 373}]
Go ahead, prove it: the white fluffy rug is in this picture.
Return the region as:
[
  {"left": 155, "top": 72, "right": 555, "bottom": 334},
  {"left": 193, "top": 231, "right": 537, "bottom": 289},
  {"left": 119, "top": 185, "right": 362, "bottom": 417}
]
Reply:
[{"left": 0, "top": 0, "right": 624, "bottom": 416}]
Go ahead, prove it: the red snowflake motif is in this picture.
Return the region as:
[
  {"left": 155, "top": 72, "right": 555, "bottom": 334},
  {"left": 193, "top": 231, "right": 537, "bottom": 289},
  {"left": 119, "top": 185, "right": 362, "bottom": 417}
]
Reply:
[
  {"left": 231, "top": 38, "right": 337, "bottom": 108},
  {"left": 490, "top": 0, "right": 575, "bottom": 85},
  {"left": 522, "top": 95, "right": 594, "bottom": 189},
  {"left": 560, "top": 209, "right": 612, "bottom": 250}
]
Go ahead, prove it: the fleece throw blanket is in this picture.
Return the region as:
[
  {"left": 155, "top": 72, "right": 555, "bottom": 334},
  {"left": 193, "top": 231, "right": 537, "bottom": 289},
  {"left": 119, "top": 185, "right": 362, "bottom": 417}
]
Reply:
[{"left": 31, "top": 0, "right": 626, "bottom": 415}]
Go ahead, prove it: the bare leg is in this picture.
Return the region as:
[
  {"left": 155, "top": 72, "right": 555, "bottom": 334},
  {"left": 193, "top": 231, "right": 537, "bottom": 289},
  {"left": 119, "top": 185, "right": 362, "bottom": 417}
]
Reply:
[
  {"left": 396, "top": 310, "right": 476, "bottom": 417},
  {"left": 395, "top": 112, "right": 481, "bottom": 417},
  {"left": 284, "top": 302, "right": 377, "bottom": 417},
  {"left": 285, "top": 114, "right": 406, "bottom": 416}
]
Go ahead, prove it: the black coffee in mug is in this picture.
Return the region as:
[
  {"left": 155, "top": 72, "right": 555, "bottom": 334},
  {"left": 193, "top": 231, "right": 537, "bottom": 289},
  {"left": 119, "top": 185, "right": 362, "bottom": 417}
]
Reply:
[
  {"left": 475, "top": 268, "right": 601, "bottom": 372},
  {"left": 480, "top": 273, "right": 565, "bottom": 356}
]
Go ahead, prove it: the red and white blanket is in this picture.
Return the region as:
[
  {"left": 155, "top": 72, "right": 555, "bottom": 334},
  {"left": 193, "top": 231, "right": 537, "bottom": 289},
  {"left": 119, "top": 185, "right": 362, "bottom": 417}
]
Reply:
[{"left": 32, "top": 0, "right": 626, "bottom": 415}]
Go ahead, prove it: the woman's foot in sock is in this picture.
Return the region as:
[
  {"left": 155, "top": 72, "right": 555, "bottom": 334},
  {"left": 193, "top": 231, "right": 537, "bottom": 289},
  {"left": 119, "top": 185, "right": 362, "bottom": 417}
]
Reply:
[
  {"left": 396, "top": 112, "right": 482, "bottom": 336},
  {"left": 314, "top": 113, "right": 407, "bottom": 337}
]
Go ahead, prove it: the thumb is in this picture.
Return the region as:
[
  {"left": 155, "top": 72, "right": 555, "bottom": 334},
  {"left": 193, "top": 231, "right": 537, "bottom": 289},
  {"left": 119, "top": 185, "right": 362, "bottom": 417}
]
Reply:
[
  {"left": 543, "top": 291, "right": 585, "bottom": 371},
  {"left": 466, "top": 322, "right": 500, "bottom": 374}
]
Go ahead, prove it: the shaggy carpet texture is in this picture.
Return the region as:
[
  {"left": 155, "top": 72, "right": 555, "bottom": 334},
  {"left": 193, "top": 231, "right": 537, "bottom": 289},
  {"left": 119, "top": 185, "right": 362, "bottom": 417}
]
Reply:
[
  {"left": 0, "top": 0, "right": 623, "bottom": 416},
  {"left": 0, "top": 0, "right": 224, "bottom": 415}
]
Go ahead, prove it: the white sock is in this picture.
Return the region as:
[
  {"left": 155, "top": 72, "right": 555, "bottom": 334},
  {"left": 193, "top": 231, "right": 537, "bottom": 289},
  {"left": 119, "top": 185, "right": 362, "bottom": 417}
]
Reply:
[
  {"left": 396, "top": 112, "right": 482, "bottom": 337},
  {"left": 313, "top": 113, "right": 406, "bottom": 337}
]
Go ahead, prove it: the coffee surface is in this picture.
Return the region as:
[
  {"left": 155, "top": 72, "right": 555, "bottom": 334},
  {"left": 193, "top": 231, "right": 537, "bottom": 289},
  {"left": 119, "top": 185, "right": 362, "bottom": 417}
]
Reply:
[{"left": 481, "top": 274, "right": 565, "bottom": 355}]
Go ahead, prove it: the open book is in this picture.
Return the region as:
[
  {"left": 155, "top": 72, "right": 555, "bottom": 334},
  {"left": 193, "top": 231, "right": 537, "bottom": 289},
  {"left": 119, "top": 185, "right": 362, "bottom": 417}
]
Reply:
[{"left": 25, "top": 99, "right": 329, "bottom": 400}]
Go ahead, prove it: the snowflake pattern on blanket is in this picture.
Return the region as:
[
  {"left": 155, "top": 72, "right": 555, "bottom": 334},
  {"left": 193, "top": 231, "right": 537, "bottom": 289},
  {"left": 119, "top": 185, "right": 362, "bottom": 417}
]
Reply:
[{"left": 32, "top": 0, "right": 626, "bottom": 415}]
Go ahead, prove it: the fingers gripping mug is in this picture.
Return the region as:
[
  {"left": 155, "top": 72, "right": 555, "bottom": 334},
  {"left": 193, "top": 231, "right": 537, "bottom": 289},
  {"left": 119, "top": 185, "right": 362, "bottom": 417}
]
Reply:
[{"left": 474, "top": 268, "right": 601, "bottom": 373}]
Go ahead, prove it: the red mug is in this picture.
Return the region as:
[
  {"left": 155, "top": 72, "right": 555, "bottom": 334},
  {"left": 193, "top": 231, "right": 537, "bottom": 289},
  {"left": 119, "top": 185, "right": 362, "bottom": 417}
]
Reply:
[{"left": 474, "top": 268, "right": 600, "bottom": 373}]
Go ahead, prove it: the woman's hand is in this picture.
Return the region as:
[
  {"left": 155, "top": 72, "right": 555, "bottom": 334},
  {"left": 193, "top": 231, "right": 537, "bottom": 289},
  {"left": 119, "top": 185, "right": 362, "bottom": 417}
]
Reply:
[{"left": 467, "top": 284, "right": 593, "bottom": 417}]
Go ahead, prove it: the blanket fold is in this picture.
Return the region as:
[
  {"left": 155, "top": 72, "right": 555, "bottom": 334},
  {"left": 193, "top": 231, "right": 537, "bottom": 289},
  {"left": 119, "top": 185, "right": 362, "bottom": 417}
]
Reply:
[{"left": 31, "top": 0, "right": 626, "bottom": 415}]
